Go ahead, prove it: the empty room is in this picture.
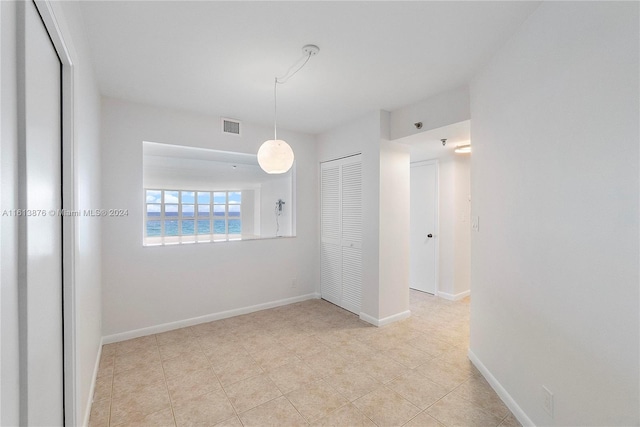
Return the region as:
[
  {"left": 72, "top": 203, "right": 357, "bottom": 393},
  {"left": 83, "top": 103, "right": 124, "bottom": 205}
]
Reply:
[{"left": 1, "top": 1, "right": 638, "bottom": 426}]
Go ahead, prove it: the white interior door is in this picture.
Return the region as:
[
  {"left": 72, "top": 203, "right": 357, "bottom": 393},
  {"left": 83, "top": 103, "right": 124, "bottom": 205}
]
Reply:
[
  {"left": 410, "top": 161, "right": 438, "bottom": 294},
  {"left": 21, "top": 1, "right": 64, "bottom": 424},
  {"left": 320, "top": 155, "right": 362, "bottom": 314}
]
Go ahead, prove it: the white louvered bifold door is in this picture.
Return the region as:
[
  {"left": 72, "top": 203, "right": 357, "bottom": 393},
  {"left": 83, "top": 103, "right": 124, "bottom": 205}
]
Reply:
[
  {"left": 320, "top": 155, "right": 363, "bottom": 314},
  {"left": 321, "top": 163, "right": 342, "bottom": 306},
  {"left": 340, "top": 160, "right": 362, "bottom": 314}
]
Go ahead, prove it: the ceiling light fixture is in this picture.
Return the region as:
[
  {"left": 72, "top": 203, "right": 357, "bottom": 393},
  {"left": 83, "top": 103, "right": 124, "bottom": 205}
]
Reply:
[
  {"left": 454, "top": 144, "right": 471, "bottom": 154},
  {"left": 257, "top": 44, "right": 320, "bottom": 174}
]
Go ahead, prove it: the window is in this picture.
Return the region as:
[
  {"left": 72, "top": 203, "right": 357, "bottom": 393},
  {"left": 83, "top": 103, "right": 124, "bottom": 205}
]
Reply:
[
  {"left": 145, "top": 189, "right": 242, "bottom": 245},
  {"left": 143, "top": 142, "right": 295, "bottom": 242}
]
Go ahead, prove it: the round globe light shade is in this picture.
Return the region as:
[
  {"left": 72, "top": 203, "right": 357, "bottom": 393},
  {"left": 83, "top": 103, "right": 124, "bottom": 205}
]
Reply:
[{"left": 257, "top": 139, "right": 294, "bottom": 174}]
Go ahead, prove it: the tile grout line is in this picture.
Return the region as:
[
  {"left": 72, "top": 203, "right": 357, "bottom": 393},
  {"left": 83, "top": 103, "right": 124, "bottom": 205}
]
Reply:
[
  {"left": 198, "top": 328, "right": 246, "bottom": 425},
  {"left": 92, "top": 293, "right": 504, "bottom": 427},
  {"left": 421, "top": 375, "right": 507, "bottom": 427},
  {"left": 282, "top": 393, "right": 311, "bottom": 425},
  {"left": 154, "top": 334, "right": 179, "bottom": 427}
]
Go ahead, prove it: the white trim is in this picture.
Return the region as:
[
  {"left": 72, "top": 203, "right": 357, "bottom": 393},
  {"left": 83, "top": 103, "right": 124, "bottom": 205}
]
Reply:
[
  {"left": 0, "top": 3, "right": 3, "bottom": 423},
  {"left": 468, "top": 349, "right": 535, "bottom": 427},
  {"left": 82, "top": 338, "right": 103, "bottom": 427},
  {"left": 359, "top": 310, "right": 411, "bottom": 327},
  {"left": 319, "top": 152, "right": 362, "bottom": 164},
  {"left": 437, "top": 289, "right": 471, "bottom": 301},
  {"left": 103, "top": 293, "right": 321, "bottom": 344}
]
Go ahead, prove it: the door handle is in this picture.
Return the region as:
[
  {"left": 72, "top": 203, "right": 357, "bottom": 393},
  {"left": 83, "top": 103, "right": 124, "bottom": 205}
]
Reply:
[{"left": 427, "top": 234, "right": 433, "bottom": 238}]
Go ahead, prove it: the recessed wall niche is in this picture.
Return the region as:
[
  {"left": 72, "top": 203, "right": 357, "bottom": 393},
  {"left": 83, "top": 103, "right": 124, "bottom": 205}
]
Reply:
[{"left": 142, "top": 141, "right": 294, "bottom": 245}]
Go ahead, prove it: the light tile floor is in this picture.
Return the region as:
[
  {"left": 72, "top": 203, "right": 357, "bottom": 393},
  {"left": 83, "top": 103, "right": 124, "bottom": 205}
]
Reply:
[{"left": 90, "top": 291, "right": 521, "bottom": 427}]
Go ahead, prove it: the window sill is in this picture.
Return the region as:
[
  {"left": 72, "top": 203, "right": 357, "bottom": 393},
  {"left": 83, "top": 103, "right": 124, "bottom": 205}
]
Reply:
[{"left": 143, "top": 234, "right": 295, "bottom": 246}]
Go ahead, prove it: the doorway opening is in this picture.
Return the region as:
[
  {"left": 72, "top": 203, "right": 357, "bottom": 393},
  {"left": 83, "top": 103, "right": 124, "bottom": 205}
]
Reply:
[{"left": 396, "top": 120, "right": 471, "bottom": 301}]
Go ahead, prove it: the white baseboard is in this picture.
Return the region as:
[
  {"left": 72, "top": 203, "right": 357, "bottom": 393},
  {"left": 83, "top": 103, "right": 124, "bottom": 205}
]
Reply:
[
  {"left": 360, "top": 310, "right": 411, "bottom": 327},
  {"left": 468, "top": 349, "right": 535, "bottom": 427},
  {"left": 83, "top": 337, "right": 104, "bottom": 427},
  {"left": 102, "top": 292, "right": 321, "bottom": 344},
  {"left": 438, "top": 289, "right": 471, "bottom": 301}
]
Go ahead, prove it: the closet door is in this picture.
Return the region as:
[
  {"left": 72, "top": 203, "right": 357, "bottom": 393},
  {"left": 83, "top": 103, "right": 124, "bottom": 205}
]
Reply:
[
  {"left": 340, "top": 160, "right": 362, "bottom": 313},
  {"left": 320, "top": 155, "right": 362, "bottom": 314},
  {"left": 320, "top": 163, "right": 342, "bottom": 306},
  {"left": 20, "top": 1, "right": 64, "bottom": 424}
]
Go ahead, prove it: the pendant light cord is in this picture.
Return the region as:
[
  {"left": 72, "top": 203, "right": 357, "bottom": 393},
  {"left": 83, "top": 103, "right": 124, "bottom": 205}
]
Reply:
[
  {"left": 274, "top": 78, "right": 278, "bottom": 140},
  {"left": 277, "top": 52, "right": 313, "bottom": 85},
  {"left": 273, "top": 52, "right": 313, "bottom": 141}
]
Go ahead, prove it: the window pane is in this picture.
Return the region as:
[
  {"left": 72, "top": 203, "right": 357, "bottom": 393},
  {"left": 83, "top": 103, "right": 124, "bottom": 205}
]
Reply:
[
  {"left": 165, "top": 190, "right": 179, "bottom": 203},
  {"left": 213, "top": 192, "right": 226, "bottom": 204},
  {"left": 166, "top": 204, "right": 178, "bottom": 217},
  {"left": 197, "top": 204, "right": 210, "bottom": 217},
  {"left": 181, "top": 191, "right": 195, "bottom": 204},
  {"left": 146, "top": 204, "right": 161, "bottom": 216},
  {"left": 165, "top": 220, "right": 179, "bottom": 236},
  {"left": 146, "top": 190, "right": 161, "bottom": 203},
  {"left": 214, "top": 219, "right": 226, "bottom": 234},
  {"left": 228, "top": 219, "right": 241, "bottom": 234},
  {"left": 213, "top": 205, "right": 225, "bottom": 216},
  {"left": 146, "top": 220, "right": 161, "bottom": 236},
  {"left": 197, "top": 219, "right": 210, "bottom": 234},
  {"left": 228, "top": 191, "right": 241, "bottom": 204},
  {"left": 197, "top": 192, "right": 210, "bottom": 203},
  {"left": 228, "top": 205, "right": 240, "bottom": 217},
  {"left": 183, "top": 204, "right": 195, "bottom": 217},
  {"left": 181, "top": 220, "right": 195, "bottom": 235}
]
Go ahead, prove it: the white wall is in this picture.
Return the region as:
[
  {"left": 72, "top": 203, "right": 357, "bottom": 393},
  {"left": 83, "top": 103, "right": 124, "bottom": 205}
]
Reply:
[
  {"left": 100, "top": 98, "right": 318, "bottom": 337},
  {"left": 432, "top": 155, "right": 470, "bottom": 298},
  {"left": 438, "top": 159, "right": 455, "bottom": 297},
  {"left": 317, "top": 111, "right": 410, "bottom": 323},
  {"left": 469, "top": 2, "right": 639, "bottom": 425},
  {"left": 242, "top": 189, "right": 256, "bottom": 237},
  {"left": 452, "top": 156, "right": 470, "bottom": 295},
  {"left": 378, "top": 136, "right": 411, "bottom": 319},
  {"left": 260, "top": 175, "right": 292, "bottom": 237},
  {"left": 390, "top": 85, "right": 470, "bottom": 140},
  {"left": 55, "top": 3, "right": 104, "bottom": 424},
  {"left": 0, "top": 2, "right": 103, "bottom": 425}
]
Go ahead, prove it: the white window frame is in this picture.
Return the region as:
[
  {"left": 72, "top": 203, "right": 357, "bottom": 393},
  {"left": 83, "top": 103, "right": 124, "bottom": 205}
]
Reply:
[{"left": 144, "top": 189, "right": 243, "bottom": 245}]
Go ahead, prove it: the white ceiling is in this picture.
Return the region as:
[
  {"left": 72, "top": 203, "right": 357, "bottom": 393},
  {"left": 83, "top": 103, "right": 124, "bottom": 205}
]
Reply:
[
  {"left": 143, "top": 142, "right": 290, "bottom": 187},
  {"left": 79, "top": 1, "right": 539, "bottom": 135},
  {"left": 143, "top": 142, "right": 259, "bottom": 165}
]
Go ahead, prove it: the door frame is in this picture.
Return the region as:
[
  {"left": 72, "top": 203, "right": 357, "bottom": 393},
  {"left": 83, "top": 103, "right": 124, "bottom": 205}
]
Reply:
[
  {"left": 29, "top": 2, "right": 77, "bottom": 425},
  {"left": 409, "top": 159, "right": 440, "bottom": 296}
]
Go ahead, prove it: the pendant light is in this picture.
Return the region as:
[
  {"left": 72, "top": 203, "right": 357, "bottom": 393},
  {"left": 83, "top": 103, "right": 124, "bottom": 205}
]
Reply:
[{"left": 257, "top": 44, "right": 319, "bottom": 174}]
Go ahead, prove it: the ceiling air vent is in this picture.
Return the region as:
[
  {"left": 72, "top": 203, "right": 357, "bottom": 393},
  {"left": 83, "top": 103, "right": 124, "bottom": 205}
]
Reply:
[{"left": 221, "top": 118, "right": 241, "bottom": 136}]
